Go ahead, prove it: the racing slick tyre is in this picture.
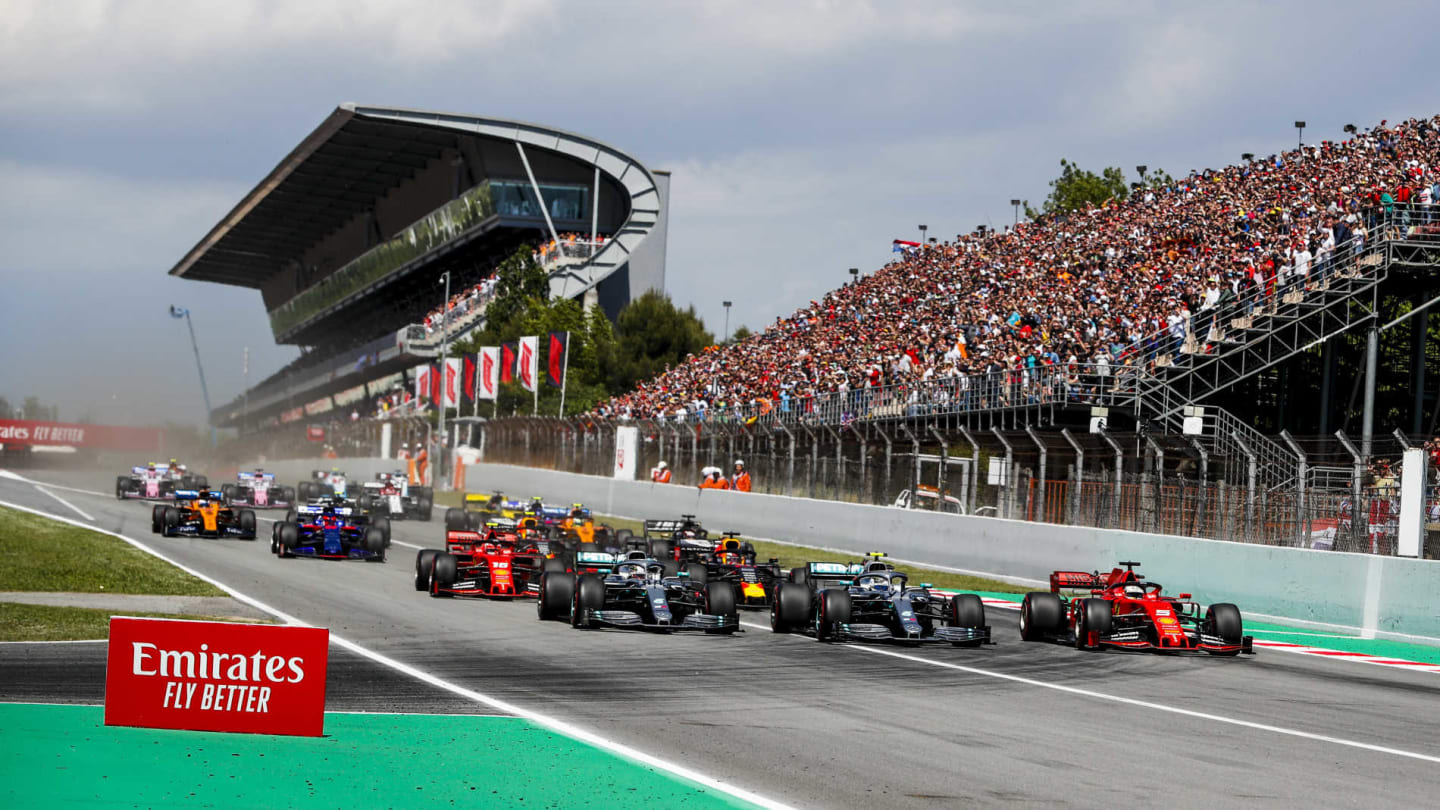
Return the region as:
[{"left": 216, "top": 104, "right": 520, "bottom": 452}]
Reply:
[
  {"left": 614, "top": 529, "right": 634, "bottom": 549},
  {"left": 151, "top": 504, "right": 167, "bottom": 534},
  {"left": 770, "top": 582, "right": 810, "bottom": 633},
  {"left": 362, "top": 528, "right": 386, "bottom": 561},
  {"left": 571, "top": 574, "right": 605, "bottom": 629},
  {"left": 298, "top": 481, "right": 314, "bottom": 501},
  {"left": 276, "top": 522, "right": 299, "bottom": 557},
  {"left": 542, "top": 557, "right": 568, "bottom": 575},
  {"left": 162, "top": 507, "right": 181, "bottom": 537},
  {"left": 418, "top": 493, "right": 433, "bottom": 521},
  {"left": 357, "top": 495, "right": 374, "bottom": 515},
  {"left": 238, "top": 509, "right": 257, "bottom": 540},
  {"left": 467, "top": 511, "right": 488, "bottom": 532},
  {"left": 1019, "top": 592, "right": 1063, "bottom": 641},
  {"left": 194, "top": 475, "right": 208, "bottom": 489},
  {"left": 270, "top": 521, "right": 282, "bottom": 553},
  {"left": 371, "top": 516, "right": 392, "bottom": 547},
  {"left": 1204, "top": 603, "right": 1244, "bottom": 656},
  {"left": 445, "top": 508, "right": 467, "bottom": 532},
  {"left": 704, "top": 582, "right": 738, "bottom": 634},
  {"left": 284, "top": 508, "right": 298, "bottom": 525},
  {"left": 1073, "top": 598, "right": 1112, "bottom": 651},
  {"left": 430, "top": 553, "right": 457, "bottom": 595},
  {"left": 415, "top": 549, "right": 439, "bottom": 591},
  {"left": 816, "top": 588, "right": 852, "bottom": 642},
  {"left": 281, "top": 487, "right": 295, "bottom": 504},
  {"left": 538, "top": 572, "right": 576, "bottom": 621},
  {"left": 660, "top": 560, "right": 680, "bottom": 579},
  {"left": 948, "top": 593, "right": 987, "bottom": 647},
  {"left": 789, "top": 567, "right": 809, "bottom": 588},
  {"left": 648, "top": 539, "right": 671, "bottom": 561},
  {"left": 685, "top": 563, "right": 709, "bottom": 585},
  {"left": 115, "top": 476, "right": 127, "bottom": 500},
  {"left": 221, "top": 484, "right": 237, "bottom": 501}
]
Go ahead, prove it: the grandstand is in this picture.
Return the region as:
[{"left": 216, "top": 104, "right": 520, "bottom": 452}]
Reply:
[
  {"left": 170, "top": 104, "right": 670, "bottom": 432},
  {"left": 529, "top": 113, "right": 1440, "bottom": 551}
]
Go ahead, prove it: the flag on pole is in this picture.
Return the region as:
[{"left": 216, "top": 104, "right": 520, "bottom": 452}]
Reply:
[
  {"left": 501, "top": 342, "right": 518, "bottom": 383},
  {"left": 413, "top": 364, "right": 429, "bottom": 401},
  {"left": 547, "top": 331, "right": 569, "bottom": 388},
  {"left": 463, "top": 355, "right": 476, "bottom": 403},
  {"left": 443, "top": 358, "right": 462, "bottom": 408},
  {"left": 518, "top": 336, "right": 538, "bottom": 393},
  {"left": 429, "top": 363, "right": 442, "bottom": 403},
  {"left": 478, "top": 347, "right": 500, "bottom": 401}
]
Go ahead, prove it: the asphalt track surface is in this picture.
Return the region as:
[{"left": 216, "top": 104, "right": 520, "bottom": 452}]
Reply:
[{"left": 6, "top": 469, "right": 1440, "bottom": 808}]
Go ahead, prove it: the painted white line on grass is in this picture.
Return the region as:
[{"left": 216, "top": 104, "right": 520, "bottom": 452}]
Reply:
[
  {"left": 34, "top": 485, "right": 94, "bottom": 522},
  {"left": 737, "top": 620, "right": 1440, "bottom": 763},
  {"left": 0, "top": 639, "right": 108, "bottom": 644},
  {"left": 0, "top": 499, "right": 790, "bottom": 810}
]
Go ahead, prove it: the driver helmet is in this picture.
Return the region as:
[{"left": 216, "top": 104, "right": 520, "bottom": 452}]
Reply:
[
  {"left": 617, "top": 562, "right": 646, "bottom": 580},
  {"left": 146, "top": 462, "right": 156, "bottom": 470},
  {"left": 859, "top": 576, "right": 890, "bottom": 593},
  {"left": 1123, "top": 584, "right": 1146, "bottom": 599}
]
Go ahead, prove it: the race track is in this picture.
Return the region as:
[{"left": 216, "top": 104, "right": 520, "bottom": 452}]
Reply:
[{"left": 4, "top": 467, "right": 1440, "bottom": 808}]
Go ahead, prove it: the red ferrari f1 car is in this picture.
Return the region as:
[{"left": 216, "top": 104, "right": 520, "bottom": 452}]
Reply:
[
  {"left": 415, "top": 520, "right": 565, "bottom": 598},
  {"left": 1019, "top": 561, "right": 1253, "bottom": 655}
]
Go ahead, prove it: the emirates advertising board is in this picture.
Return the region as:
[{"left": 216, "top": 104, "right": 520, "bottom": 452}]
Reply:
[{"left": 105, "top": 617, "right": 329, "bottom": 737}]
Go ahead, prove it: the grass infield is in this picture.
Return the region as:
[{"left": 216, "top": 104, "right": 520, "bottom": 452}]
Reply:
[
  {"left": 0, "top": 506, "right": 224, "bottom": 596},
  {"left": 0, "top": 603, "right": 272, "bottom": 642}
]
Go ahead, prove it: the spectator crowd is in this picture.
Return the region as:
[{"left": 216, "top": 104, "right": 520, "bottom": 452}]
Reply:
[
  {"left": 422, "top": 276, "right": 499, "bottom": 337},
  {"left": 596, "top": 115, "right": 1440, "bottom": 422}
]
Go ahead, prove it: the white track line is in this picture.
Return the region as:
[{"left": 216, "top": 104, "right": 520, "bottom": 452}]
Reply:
[
  {"left": 33, "top": 485, "right": 94, "bottom": 521},
  {"left": 736, "top": 620, "right": 1440, "bottom": 765},
  {"left": 0, "top": 639, "right": 108, "bottom": 644},
  {"left": 0, "top": 499, "right": 789, "bottom": 810}
]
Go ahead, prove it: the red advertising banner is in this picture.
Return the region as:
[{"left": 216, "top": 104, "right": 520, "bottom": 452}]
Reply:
[
  {"left": 105, "top": 617, "right": 329, "bottom": 737},
  {"left": 306, "top": 426, "right": 326, "bottom": 442},
  {"left": 0, "top": 419, "right": 163, "bottom": 451}
]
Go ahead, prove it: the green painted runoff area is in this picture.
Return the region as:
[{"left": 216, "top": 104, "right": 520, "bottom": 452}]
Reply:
[
  {"left": 0, "top": 703, "right": 757, "bottom": 809},
  {"left": 972, "top": 591, "right": 1440, "bottom": 665}
]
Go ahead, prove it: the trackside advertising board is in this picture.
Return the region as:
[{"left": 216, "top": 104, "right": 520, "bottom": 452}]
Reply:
[{"left": 104, "top": 617, "right": 329, "bottom": 737}]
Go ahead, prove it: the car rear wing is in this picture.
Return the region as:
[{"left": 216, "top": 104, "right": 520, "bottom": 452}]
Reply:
[
  {"left": 298, "top": 504, "right": 355, "bottom": 517},
  {"left": 1049, "top": 571, "right": 1107, "bottom": 593}
]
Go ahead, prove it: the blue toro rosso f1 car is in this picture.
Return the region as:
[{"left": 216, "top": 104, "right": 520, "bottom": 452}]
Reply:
[{"left": 271, "top": 503, "right": 386, "bottom": 562}]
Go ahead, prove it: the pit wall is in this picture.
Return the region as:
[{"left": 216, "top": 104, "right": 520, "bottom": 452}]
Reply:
[{"left": 252, "top": 457, "right": 1440, "bottom": 646}]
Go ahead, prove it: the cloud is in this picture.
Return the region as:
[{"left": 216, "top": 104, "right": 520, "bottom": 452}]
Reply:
[{"left": 0, "top": 0, "right": 560, "bottom": 113}]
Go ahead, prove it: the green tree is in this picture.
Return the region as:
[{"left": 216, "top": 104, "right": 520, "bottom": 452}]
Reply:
[
  {"left": 1033, "top": 159, "right": 1131, "bottom": 215},
  {"left": 601, "top": 291, "right": 713, "bottom": 393},
  {"left": 0, "top": 396, "right": 11, "bottom": 419},
  {"left": 22, "top": 396, "right": 46, "bottom": 420},
  {"left": 480, "top": 246, "right": 548, "bottom": 330},
  {"left": 724, "top": 325, "right": 753, "bottom": 346}
]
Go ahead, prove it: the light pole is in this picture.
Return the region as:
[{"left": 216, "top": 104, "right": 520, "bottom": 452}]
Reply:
[
  {"left": 169, "top": 305, "right": 215, "bottom": 448},
  {"left": 1295, "top": 120, "right": 1306, "bottom": 149},
  {"left": 918, "top": 224, "right": 927, "bottom": 245},
  {"left": 242, "top": 346, "right": 249, "bottom": 437},
  {"left": 722, "top": 300, "right": 732, "bottom": 344},
  {"left": 849, "top": 267, "right": 859, "bottom": 284},
  {"left": 1009, "top": 198, "right": 1021, "bottom": 227},
  {"left": 437, "top": 271, "right": 451, "bottom": 477}
]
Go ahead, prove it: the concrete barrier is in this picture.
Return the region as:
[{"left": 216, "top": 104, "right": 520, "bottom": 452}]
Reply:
[
  {"left": 255, "top": 457, "right": 1440, "bottom": 645},
  {"left": 459, "top": 462, "right": 1440, "bottom": 645}
]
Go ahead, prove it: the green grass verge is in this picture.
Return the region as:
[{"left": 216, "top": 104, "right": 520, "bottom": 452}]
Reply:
[
  {"left": 434, "top": 492, "right": 1026, "bottom": 594},
  {"left": 0, "top": 603, "right": 273, "bottom": 642},
  {"left": 0, "top": 506, "right": 224, "bottom": 596}
]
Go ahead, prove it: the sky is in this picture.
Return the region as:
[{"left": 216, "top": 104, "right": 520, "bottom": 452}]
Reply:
[{"left": 2, "top": 0, "right": 1438, "bottom": 426}]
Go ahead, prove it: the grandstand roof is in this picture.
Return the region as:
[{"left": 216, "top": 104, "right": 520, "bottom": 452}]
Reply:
[{"left": 167, "top": 103, "right": 652, "bottom": 289}]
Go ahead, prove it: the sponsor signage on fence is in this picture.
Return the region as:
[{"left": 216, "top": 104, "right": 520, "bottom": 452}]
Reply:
[
  {"left": 104, "top": 617, "right": 329, "bottom": 737},
  {"left": 0, "top": 419, "right": 163, "bottom": 451},
  {"left": 613, "top": 425, "right": 638, "bottom": 480},
  {"left": 306, "top": 426, "right": 326, "bottom": 442}
]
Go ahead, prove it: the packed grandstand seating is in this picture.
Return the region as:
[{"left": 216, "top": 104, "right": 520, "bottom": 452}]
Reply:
[{"left": 595, "top": 115, "right": 1440, "bottom": 421}]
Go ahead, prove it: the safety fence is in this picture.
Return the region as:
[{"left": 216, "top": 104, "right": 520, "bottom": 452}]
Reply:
[{"left": 466, "top": 416, "right": 1437, "bottom": 557}]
